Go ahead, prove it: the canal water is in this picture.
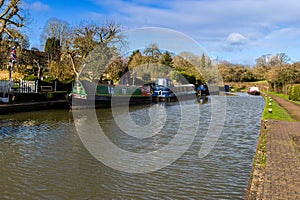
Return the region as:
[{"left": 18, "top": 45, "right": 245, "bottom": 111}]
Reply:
[{"left": 0, "top": 95, "right": 265, "bottom": 199}]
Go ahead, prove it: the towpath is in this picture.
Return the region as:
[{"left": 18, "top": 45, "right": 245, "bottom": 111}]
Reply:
[
  {"left": 267, "top": 93, "right": 300, "bottom": 121},
  {"left": 247, "top": 93, "right": 300, "bottom": 199},
  {"left": 261, "top": 119, "right": 300, "bottom": 199}
]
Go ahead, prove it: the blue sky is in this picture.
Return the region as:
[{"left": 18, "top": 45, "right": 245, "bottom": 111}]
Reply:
[{"left": 22, "top": 0, "right": 300, "bottom": 65}]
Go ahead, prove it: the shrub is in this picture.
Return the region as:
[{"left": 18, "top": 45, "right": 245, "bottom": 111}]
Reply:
[
  {"left": 13, "top": 93, "right": 47, "bottom": 102},
  {"left": 288, "top": 86, "right": 293, "bottom": 100},
  {"left": 23, "top": 74, "right": 37, "bottom": 81},
  {"left": 288, "top": 84, "right": 300, "bottom": 101},
  {"left": 12, "top": 91, "right": 68, "bottom": 102}
]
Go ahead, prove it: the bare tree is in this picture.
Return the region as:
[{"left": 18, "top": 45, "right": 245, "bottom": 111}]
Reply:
[
  {"left": 256, "top": 53, "right": 290, "bottom": 68},
  {"left": 271, "top": 53, "right": 290, "bottom": 66},
  {"left": 0, "top": 0, "right": 28, "bottom": 70},
  {"left": 41, "top": 18, "right": 72, "bottom": 50},
  {"left": 63, "top": 20, "right": 122, "bottom": 81},
  {"left": 143, "top": 43, "right": 161, "bottom": 63},
  {"left": 0, "top": 0, "right": 25, "bottom": 40}
]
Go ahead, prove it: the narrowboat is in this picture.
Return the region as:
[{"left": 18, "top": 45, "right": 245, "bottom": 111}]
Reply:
[
  {"left": 247, "top": 87, "right": 260, "bottom": 96},
  {"left": 69, "top": 81, "right": 152, "bottom": 109},
  {"left": 196, "top": 83, "right": 209, "bottom": 104},
  {"left": 151, "top": 78, "right": 197, "bottom": 102}
]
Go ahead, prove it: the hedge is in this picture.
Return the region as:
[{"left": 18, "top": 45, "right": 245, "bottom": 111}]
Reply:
[
  {"left": 11, "top": 91, "right": 68, "bottom": 102},
  {"left": 288, "top": 84, "right": 300, "bottom": 101}
]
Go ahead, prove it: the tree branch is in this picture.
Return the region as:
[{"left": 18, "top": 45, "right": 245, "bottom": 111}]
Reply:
[{"left": 0, "top": 0, "right": 5, "bottom": 8}]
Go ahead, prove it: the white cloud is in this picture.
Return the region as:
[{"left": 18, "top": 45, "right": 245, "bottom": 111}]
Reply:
[
  {"left": 221, "top": 33, "right": 249, "bottom": 52},
  {"left": 28, "top": 1, "right": 50, "bottom": 12},
  {"left": 226, "top": 33, "right": 248, "bottom": 45}
]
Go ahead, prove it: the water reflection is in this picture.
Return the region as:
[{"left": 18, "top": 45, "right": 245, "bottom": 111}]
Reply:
[{"left": 0, "top": 95, "right": 264, "bottom": 199}]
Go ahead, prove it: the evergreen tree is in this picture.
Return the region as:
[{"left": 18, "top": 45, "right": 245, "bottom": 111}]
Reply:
[
  {"left": 44, "top": 37, "right": 61, "bottom": 63},
  {"left": 160, "top": 51, "right": 173, "bottom": 67}
]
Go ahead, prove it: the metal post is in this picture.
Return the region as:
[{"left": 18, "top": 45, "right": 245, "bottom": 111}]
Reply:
[
  {"left": 8, "top": 61, "right": 13, "bottom": 93},
  {"left": 54, "top": 80, "right": 57, "bottom": 92},
  {"left": 132, "top": 69, "right": 136, "bottom": 86},
  {"left": 9, "top": 62, "right": 13, "bottom": 80},
  {"left": 35, "top": 80, "right": 38, "bottom": 93}
]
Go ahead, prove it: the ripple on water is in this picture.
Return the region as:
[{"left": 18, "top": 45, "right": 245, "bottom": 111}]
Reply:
[{"left": 0, "top": 96, "right": 265, "bottom": 199}]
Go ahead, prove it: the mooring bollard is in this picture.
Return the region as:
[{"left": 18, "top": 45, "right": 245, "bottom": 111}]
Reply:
[
  {"left": 264, "top": 119, "right": 268, "bottom": 129},
  {"left": 268, "top": 108, "right": 273, "bottom": 113}
]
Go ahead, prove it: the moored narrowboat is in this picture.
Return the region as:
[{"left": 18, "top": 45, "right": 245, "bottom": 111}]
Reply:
[
  {"left": 247, "top": 87, "right": 260, "bottom": 96},
  {"left": 69, "top": 81, "right": 152, "bottom": 109},
  {"left": 151, "top": 78, "right": 197, "bottom": 102}
]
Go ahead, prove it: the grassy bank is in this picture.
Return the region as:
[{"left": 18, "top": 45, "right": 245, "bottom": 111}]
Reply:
[
  {"left": 246, "top": 121, "right": 267, "bottom": 200},
  {"left": 226, "top": 80, "right": 268, "bottom": 92},
  {"left": 261, "top": 93, "right": 294, "bottom": 121},
  {"left": 268, "top": 91, "right": 300, "bottom": 106}
]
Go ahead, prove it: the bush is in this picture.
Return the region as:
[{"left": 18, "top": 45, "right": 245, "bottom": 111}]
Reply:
[
  {"left": 288, "top": 86, "right": 293, "bottom": 100},
  {"left": 12, "top": 91, "right": 68, "bottom": 102},
  {"left": 39, "top": 79, "right": 73, "bottom": 92},
  {"left": 46, "top": 91, "right": 68, "bottom": 99},
  {"left": 288, "top": 84, "right": 300, "bottom": 101},
  {"left": 23, "top": 74, "right": 38, "bottom": 81},
  {"left": 13, "top": 93, "right": 47, "bottom": 102}
]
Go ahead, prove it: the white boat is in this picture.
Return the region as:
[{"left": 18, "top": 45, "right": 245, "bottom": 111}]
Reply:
[{"left": 247, "top": 87, "right": 260, "bottom": 95}]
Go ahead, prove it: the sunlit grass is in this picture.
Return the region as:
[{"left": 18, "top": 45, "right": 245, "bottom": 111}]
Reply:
[
  {"left": 253, "top": 80, "right": 268, "bottom": 84},
  {"left": 268, "top": 91, "right": 300, "bottom": 106},
  {"left": 262, "top": 94, "right": 295, "bottom": 121},
  {"left": 253, "top": 132, "right": 267, "bottom": 168}
]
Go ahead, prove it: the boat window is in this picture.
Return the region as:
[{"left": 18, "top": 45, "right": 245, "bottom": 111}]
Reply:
[{"left": 156, "top": 78, "right": 173, "bottom": 87}]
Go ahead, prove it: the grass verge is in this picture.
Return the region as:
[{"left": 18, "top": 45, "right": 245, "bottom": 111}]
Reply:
[
  {"left": 261, "top": 94, "right": 294, "bottom": 121},
  {"left": 254, "top": 131, "right": 267, "bottom": 167},
  {"left": 246, "top": 123, "right": 267, "bottom": 200},
  {"left": 268, "top": 91, "right": 300, "bottom": 106}
]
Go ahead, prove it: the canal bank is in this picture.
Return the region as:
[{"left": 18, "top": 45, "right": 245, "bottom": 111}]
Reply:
[
  {"left": 246, "top": 93, "right": 300, "bottom": 199},
  {"left": 0, "top": 99, "right": 69, "bottom": 114}
]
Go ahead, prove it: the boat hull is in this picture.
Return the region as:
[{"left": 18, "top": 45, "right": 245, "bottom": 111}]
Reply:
[
  {"left": 70, "top": 95, "right": 152, "bottom": 109},
  {"left": 247, "top": 87, "right": 260, "bottom": 96},
  {"left": 247, "top": 91, "right": 260, "bottom": 96}
]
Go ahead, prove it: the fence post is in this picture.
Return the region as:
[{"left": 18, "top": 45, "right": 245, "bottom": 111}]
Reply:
[
  {"left": 54, "top": 80, "right": 57, "bottom": 92},
  {"left": 35, "top": 80, "right": 38, "bottom": 93},
  {"left": 22, "top": 80, "right": 24, "bottom": 93},
  {"left": 8, "top": 79, "right": 14, "bottom": 93},
  {"left": 20, "top": 79, "right": 22, "bottom": 93}
]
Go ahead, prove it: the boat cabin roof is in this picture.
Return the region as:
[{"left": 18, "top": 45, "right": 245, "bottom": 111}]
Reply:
[
  {"left": 155, "top": 78, "right": 174, "bottom": 87},
  {"left": 249, "top": 87, "right": 259, "bottom": 91}
]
